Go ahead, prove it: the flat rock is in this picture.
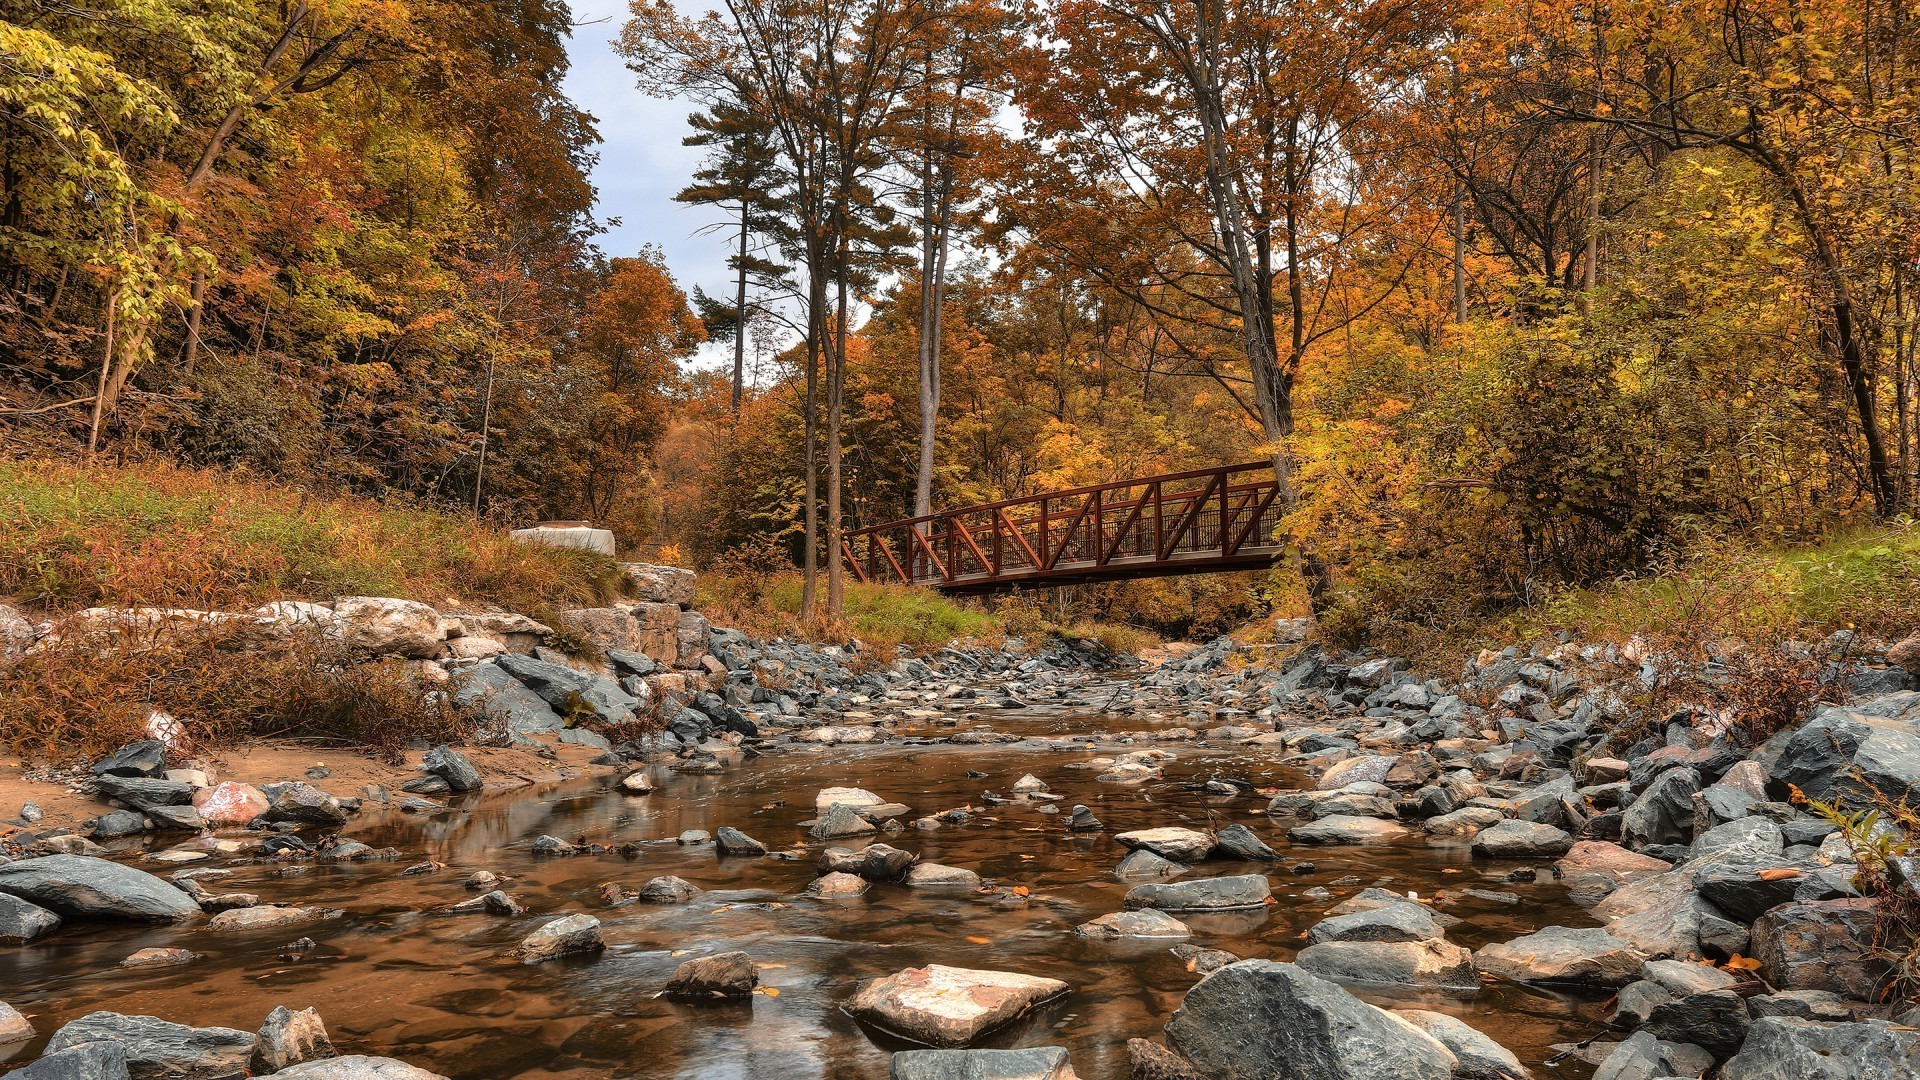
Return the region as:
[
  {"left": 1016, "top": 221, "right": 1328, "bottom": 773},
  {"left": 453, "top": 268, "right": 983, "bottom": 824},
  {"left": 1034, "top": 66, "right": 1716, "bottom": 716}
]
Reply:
[
  {"left": 269, "top": 1057, "right": 451, "bottom": 1079},
  {"left": 848, "top": 965, "right": 1069, "bottom": 1048},
  {"left": 1472, "top": 820, "right": 1574, "bottom": 858},
  {"left": 1114, "top": 850, "right": 1185, "bottom": 880},
  {"left": 1474, "top": 926, "right": 1647, "bottom": 987},
  {"left": 1289, "top": 815, "right": 1408, "bottom": 844},
  {"left": 1115, "top": 828, "right": 1215, "bottom": 863},
  {"left": 208, "top": 905, "right": 342, "bottom": 931},
  {"left": 0, "top": 855, "right": 200, "bottom": 921},
  {"left": 47, "top": 1012, "right": 253, "bottom": 1080},
  {"left": 1554, "top": 842, "right": 1671, "bottom": 906},
  {"left": 888, "top": 1047, "right": 1078, "bottom": 1080},
  {"left": 1294, "top": 939, "right": 1477, "bottom": 988},
  {"left": 1162, "top": 960, "right": 1455, "bottom": 1080},
  {"left": 1305, "top": 902, "right": 1442, "bottom": 945},
  {"left": 7, "top": 1044, "right": 132, "bottom": 1080},
  {"left": 816, "top": 786, "right": 885, "bottom": 811},
  {"left": 906, "top": 863, "right": 981, "bottom": 887},
  {"left": 1124, "top": 874, "right": 1270, "bottom": 912},
  {"left": 1075, "top": 909, "right": 1191, "bottom": 940}
]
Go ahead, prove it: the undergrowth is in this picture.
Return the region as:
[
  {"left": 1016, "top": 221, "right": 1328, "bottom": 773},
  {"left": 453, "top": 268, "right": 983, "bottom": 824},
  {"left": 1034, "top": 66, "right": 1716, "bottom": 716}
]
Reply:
[
  {"left": 0, "top": 458, "right": 624, "bottom": 614},
  {"left": 0, "top": 623, "right": 469, "bottom": 762}
]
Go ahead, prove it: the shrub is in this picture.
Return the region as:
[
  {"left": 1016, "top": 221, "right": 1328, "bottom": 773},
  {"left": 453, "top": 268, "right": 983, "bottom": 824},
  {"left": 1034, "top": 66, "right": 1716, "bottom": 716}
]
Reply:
[
  {"left": 0, "top": 458, "right": 623, "bottom": 614},
  {"left": 0, "top": 623, "right": 469, "bottom": 763}
]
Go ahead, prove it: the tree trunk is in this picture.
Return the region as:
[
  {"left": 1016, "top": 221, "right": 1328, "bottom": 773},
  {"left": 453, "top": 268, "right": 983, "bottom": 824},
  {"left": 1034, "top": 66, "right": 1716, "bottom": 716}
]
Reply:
[
  {"left": 827, "top": 261, "right": 848, "bottom": 623},
  {"left": 732, "top": 201, "right": 749, "bottom": 415}
]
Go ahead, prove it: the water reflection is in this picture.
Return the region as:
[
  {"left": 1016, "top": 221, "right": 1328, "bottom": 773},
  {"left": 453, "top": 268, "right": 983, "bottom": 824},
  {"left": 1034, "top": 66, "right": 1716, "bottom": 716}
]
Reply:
[{"left": 1, "top": 728, "right": 1610, "bottom": 1079}]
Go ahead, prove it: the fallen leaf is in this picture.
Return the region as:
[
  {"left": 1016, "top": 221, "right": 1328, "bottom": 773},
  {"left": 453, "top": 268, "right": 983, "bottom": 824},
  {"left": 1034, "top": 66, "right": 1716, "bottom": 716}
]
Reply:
[
  {"left": 755, "top": 986, "right": 780, "bottom": 997},
  {"left": 966, "top": 936, "right": 991, "bottom": 944},
  {"left": 1756, "top": 868, "right": 1803, "bottom": 882},
  {"left": 1724, "top": 955, "right": 1763, "bottom": 971}
]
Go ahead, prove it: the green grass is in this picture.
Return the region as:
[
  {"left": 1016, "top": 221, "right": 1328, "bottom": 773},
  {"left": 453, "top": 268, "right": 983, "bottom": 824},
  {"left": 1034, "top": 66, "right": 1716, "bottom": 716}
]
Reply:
[
  {"left": 1479, "top": 523, "right": 1920, "bottom": 657},
  {"left": 0, "top": 458, "right": 625, "bottom": 613}
]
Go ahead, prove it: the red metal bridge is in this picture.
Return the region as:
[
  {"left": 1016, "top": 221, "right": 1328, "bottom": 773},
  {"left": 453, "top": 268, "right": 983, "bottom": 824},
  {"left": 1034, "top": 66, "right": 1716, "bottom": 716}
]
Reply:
[{"left": 841, "top": 461, "right": 1287, "bottom": 594}]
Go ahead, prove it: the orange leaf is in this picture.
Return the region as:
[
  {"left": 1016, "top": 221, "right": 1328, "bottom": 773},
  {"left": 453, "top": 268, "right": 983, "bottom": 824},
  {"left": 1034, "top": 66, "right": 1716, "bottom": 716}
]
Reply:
[{"left": 1756, "top": 868, "right": 1802, "bottom": 882}]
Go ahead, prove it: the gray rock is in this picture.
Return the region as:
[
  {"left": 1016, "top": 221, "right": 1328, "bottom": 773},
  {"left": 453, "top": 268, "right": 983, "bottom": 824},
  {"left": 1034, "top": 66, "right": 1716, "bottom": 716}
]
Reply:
[
  {"left": 1474, "top": 926, "right": 1647, "bottom": 987},
  {"left": 84, "top": 811, "right": 147, "bottom": 839},
  {"left": 715, "top": 826, "right": 768, "bottom": 856},
  {"left": 1289, "top": 815, "right": 1409, "bottom": 844},
  {"left": 818, "top": 844, "right": 918, "bottom": 882},
  {"left": 1592, "top": 1030, "right": 1712, "bottom": 1080},
  {"left": 812, "top": 802, "right": 878, "bottom": 840},
  {"left": 495, "top": 654, "right": 639, "bottom": 724},
  {"left": 1213, "top": 823, "right": 1278, "bottom": 861},
  {"left": 1472, "top": 820, "right": 1574, "bottom": 857},
  {"left": 888, "top": 1047, "right": 1077, "bottom": 1080},
  {"left": 250, "top": 1006, "right": 335, "bottom": 1073},
  {"left": 1396, "top": 1010, "right": 1529, "bottom": 1079},
  {"left": 1114, "top": 849, "right": 1185, "bottom": 880},
  {"left": 8, "top": 1044, "right": 132, "bottom": 1080},
  {"left": 1294, "top": 939, "right": 1477, "bottom": 988},
  {"left": 905, "top": 863, "right": 981, "bottom": 887},
  {"left": 665, "top": 950, "right": 758, "bottom": 997},
  {"left": 0, "top": 891, "right": 63, "bottom": 942},
  {"left": 420, "top": 746, "right": 481, "bottom": 793},
  {"left": 93, "top": 776, "right": 192, "bottom": 812},
  {"left": 0, "top": 855, "right": 200, "bottom": 921},
  {"left": 145, "top": 806, "right": 203, "bottom": 831},
  {"left": 1124, "top": 874, "right": 1270, "bottom": 912},
  {"left": 46, "top": 1012, "right": 252, "bottom": 1079},
  {"left": 1305, "top": 902, "right": 1442, "bottom": 945},
  {"left": 637, "top": 876, "right": 701, "bottom": 903},
  {"left": 261, "top": 783, "right": 347, "bottom": 826},
  {"left": 1641, "top": 989, "right": 1750, "bottom": 1057},
  {"left": 1075, "top": 909, "right": 1190, "bottom": 939},
  {"left": 511, "top": 913, "right": 603, "bottom": 963},
  {"left": 1720, "top": 1016, "right": 1920, "bottom": 1079},
  {"left": 1623, "top": 767, "right": 1700, "bottom": 848},
  {"left": 92, "top": 741, "right": 167, "bottom": 779},
  {"left": 1163, "top": 960, "right": 1454, "bottom": 1080},
  {"left": 1, "top": 1000, "right": 32, "bottom": 1044},
  {"left": 269, "top": 1057, "right": 450, "bottom": 1079},
  {"left": 848, "top": 965, "right": 1069, "bottom": 1048},
  {"left": 1751, "top": 898, "right": 1889, "bottom": 1001},
  {"left": 1771, "top": 708, "right": 1920, "bottom": 811},
  {"left": 450, "top": 662, "right": 564, "bottom": 734},
  {"left": 1745, "top": 990, "right": 1853, "bottom": 1021}
]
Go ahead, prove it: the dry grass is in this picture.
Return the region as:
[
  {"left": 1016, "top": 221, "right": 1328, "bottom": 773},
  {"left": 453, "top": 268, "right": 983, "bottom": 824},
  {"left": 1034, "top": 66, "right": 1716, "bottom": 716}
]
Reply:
[
  {"left": 0, "top": 623, "right": 469, "bottom": 763},
  {"left": 0, "top": 458, "right": 624, "bottom": 615}
]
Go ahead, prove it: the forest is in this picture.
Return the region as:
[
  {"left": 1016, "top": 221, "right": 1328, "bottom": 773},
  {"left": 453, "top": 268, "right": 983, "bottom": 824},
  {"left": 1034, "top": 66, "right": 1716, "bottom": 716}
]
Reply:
[{"left": 3, "top": 0, "right": 1918, "bottom": 645}]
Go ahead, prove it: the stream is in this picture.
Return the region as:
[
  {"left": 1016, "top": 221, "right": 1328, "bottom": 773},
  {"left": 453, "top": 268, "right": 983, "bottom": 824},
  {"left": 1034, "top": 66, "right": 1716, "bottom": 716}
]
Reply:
[{"left": 1, "top": 707, "right": 1610, "bottom": 1079}]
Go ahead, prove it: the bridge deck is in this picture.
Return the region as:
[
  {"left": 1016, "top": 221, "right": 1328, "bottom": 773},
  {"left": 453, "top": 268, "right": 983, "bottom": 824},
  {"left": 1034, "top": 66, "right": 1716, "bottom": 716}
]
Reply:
[{"left": 841, "top": 461, "right": 1286, "bottom": 594}]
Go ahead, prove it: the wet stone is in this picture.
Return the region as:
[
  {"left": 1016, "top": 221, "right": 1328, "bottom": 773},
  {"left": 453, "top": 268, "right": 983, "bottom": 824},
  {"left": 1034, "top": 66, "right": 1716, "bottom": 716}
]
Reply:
[
  {"left": 1212, "top": 823, "right": 1278, "bottom": 861},
  {"left": 45, "top": 1011, "right": 254, "bottom": 1080},
  {"left": 1113, "top": 849, "right": 1186, "bottom": 881},
  {"left": 715, "top": 826, "right": 767, "bottom": 855},
  {"left": 848, "top": 965, "right": 1069, "bottom": 1048},
  {"left": 512, "top": 913, "right": 603, "bottom": 964},
  {"left": 887, "top": 1047, "right": 1078, "bottom": 1080},
  {"left": 250, "top": 1005, "right": 336, "bottom": 1073},
  {"left": 1074, "top": 909, "right": 1191, "bottom": 940},
  {"left": 1123, "top": 873, "right": 1270, "bottom": 912},
  {"left": 1474, "top": 926, "right": 1647, "bottom": 987},
  {"left": 665, "top": 950, "right": 759, "bottom": 997},
  {"left": 636, "top": 876, "right": 701, "bottom": 903},
  {"left": 1115, "top": 827, "right": 1215, "bottom": 863}
]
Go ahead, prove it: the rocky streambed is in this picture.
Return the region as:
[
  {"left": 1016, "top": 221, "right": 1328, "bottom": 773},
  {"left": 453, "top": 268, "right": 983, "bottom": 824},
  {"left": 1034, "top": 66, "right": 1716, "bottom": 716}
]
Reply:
[{"left": 5, "top": 624, "right": 1920, "bottom": 1079}]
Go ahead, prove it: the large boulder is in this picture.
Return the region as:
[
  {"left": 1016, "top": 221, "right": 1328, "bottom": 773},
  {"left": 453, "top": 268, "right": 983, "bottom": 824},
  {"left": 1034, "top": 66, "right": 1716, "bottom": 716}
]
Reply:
[
  {"left": 330, "top": 597, "right": 445, "bottom": 658},
  {"left": 1474, "top": 926, "right": 1647, "bottom": 987},
  {"left": 46, "top": 1012, "right": 253, "bottom": 1079},
  {"left": 93, "top": 775, "right": 191, "bottom": 812},
  {"left": 450, "top": 662, "right": 564, "bottom": 735},
  {"left": 1554, "top": 842, "right": 1672, "bottom": 906},
  {"left": 420, "top": 746, "right": 481, "bottom": 793},
  {"left": 1316, "top": 755, "right": 1397, "bottom": 790},
  {"left": 1160, "top": 960, "right": 1455, "bottom": 1080},
  {"left": 1305, "top": 902, "right": 1443, "bottom": 945},
  {"left": 1720, "top": 1016, "right": 1920, "bottom": 1079},
  {"left": 1771, "top": 707, "right": 1920, "bottom": 809},
  {"left": 847, "top": 965, "right": 1069, "bottom": 1048},
  {"left": 0, "top": 892, "right": 63, "bottom": 942},
  {"left": 0, "top": 855, "right": 200, "bottom": 921},
  {"left": 493, "top": 654, "right": 639, "bottom": 725},
  {"left": 1396, "top": 1011, "right": 1529, "bottom": 1080},
  {"left": 92, "top": 741, "right": 167, "bottom": 779},
  {"left": 191, "top": 782, "right": 269, "bottom": 826},
  {"left": 511, "top": 523, "right": 614, "bottom": 555},
  {"left": 1750, "top": 898, "right": 1892, "bottom": 1001},
  {"left": 7, "top": 1043, "right": 132, "bottom": 1080},
  {"left": 621, "top": 563, "right": 697, "bottom": 607}
]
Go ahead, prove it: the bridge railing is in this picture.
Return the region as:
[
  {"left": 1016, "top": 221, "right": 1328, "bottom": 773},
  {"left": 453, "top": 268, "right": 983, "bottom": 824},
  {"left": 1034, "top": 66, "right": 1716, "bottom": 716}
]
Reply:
[{"left": 841, "top": 460, "right": 1286, "bottom": 589}]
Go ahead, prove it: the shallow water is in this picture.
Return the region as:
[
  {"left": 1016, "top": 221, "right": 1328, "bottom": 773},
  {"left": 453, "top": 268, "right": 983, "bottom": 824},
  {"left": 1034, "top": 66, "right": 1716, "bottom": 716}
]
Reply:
[{"left": 2, "top": 712, "right": 1612, "bottom": 1079}]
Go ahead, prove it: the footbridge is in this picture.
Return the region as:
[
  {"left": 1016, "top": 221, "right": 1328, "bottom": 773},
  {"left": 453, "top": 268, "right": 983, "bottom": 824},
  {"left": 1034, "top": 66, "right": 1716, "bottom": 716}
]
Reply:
[{"left": 841, "top": 461, "right": 1287, "bottom": 594}]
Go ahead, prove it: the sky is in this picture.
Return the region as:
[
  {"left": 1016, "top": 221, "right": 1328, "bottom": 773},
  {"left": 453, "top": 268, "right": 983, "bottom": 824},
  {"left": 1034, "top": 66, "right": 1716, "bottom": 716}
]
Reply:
[{"left": 561, "top": 0, "right": 737, "bottom": 361}]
